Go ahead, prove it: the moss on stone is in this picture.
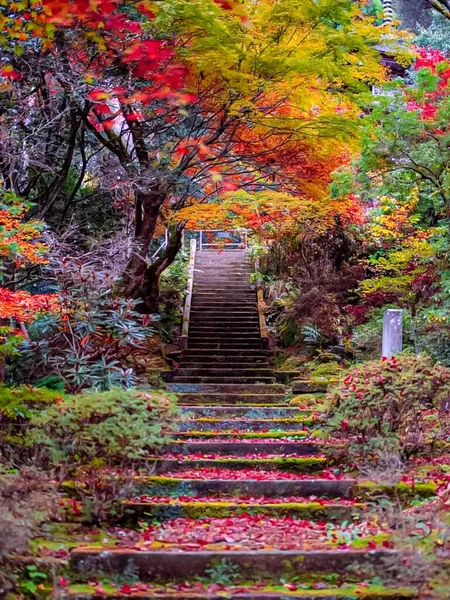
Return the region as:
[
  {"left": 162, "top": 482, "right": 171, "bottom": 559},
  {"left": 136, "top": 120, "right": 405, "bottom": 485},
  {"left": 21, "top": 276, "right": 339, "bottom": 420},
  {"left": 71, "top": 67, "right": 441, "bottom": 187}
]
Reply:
[
  {"left": 67, "top": 583, "right": 417, "bottom": 598},
  {"left": 357, "top": 480, "right": 437, "bottom": 499},
  {"left": 174, "top": 430, "right": 310, "bottom": 439},
  {"left": 124, "top": 499, "right": 364, "bottom": 520}
]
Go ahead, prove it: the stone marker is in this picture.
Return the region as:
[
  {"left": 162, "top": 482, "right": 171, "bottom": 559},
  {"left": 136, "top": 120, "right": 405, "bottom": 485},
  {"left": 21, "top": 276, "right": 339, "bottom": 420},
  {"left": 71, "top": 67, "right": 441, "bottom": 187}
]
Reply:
[{"left": 382, "top": 309, "right": 403, "bottom": 359}]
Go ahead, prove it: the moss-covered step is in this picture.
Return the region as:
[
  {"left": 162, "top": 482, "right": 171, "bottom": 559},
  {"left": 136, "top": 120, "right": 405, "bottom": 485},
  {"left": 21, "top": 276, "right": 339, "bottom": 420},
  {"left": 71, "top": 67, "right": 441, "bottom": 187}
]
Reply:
[
  {"left": 66, "top": 583, "right": 417, "bottom": 600},
  {"left": 127, "top": 476, "right": 356, "bottom": 498},
  {"left": 292, "top": 381, "right": 328, "bottom": 394},
  {"left": 173, "top": 417, "right": 318, "bottom": 432},
  {"left": 356, "top": 480, "right": 438, "bottom": 500},
  {"left": 171, "top": 431, "right": 312, "bottom": 439},
  {"left": 122, "top": 498, "right": 364, "bottom": 521},
  {"left": 163, "top": 441, "right": 320, "bottom": 455},
  {"left": 70, "top": 548, "right": 398, "bottom": 581},
  {"left": 147, "top": 456, "right": 328, "bottom": 473}
]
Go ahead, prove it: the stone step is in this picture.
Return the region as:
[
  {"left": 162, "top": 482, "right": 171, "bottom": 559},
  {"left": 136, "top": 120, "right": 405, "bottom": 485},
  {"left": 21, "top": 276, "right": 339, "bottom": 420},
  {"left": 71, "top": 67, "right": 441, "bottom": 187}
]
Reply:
[
  {"left": 181, "top": 348, "right": 271, "bottom": 355},
  {"left": 70, "top": 548, "right": 394, "bottom": 581},
  {"left": 187, "top": 342, "right": 263, "bottom": 349},
  {"left": 177, "top": 363, "right": 270, "bottom": 372},
  {"left": 189, "top": 323, "right": 261, "bottom": 330},
  {"left": 173, "top": 430, "right": 310, "bottom": 439},
  {"left": 193, "top": 293, "right": 256, "bottom": 299},
  {"left": 194, "top": 272, "right": 252, "bottom": 277},
  {"left": 191, "top": 299, "right": 257, "bottom": 306},
  {"left": 194, "top": 283, "right": 253, "bottom": 289},
  {"left": 130, "top": 475, "right": 355, "bottom": 498},
  {"left": 190, "top": 312, "right": 259, "bottom": 318},
  {"left": 146, "top": 455, "right": 327, "bottom": 473},
  {"left": 179, "top": 356, "right": 269, "bottom": 364},
  {"left": 174, "top": 394, "right": 286, "bottom": 404},
  {"left": 179, "top": 381, "right": 283, "bottom": 390},
  {"left": 179, "top": 406, "right": 304, "bottom": 417},
  {"left": 66, "top": 584, "right": 416, "bottom": 600},
  {"left": 168, "top": 383, "right": 285, "bottom": 393},
  {"left": 192, "top": 308, "right": 258, "bottom": 315},
  {"left": 184, "top": 350, "right": 265, "bottom": 356},
  {"left": 163, "top": 441, "right": 319, "bottom": 455},
  {"left": 172, "top": 377, "right": 275, "bottom": 384},
  {"left": 173, "top": 417, "right": 315, "bottom": 432},
  {"left": 122, "top": 498, "right": 362, "bottom": 521},
  {"left": 185, "top": 347, "right": 265, "bottom": 354},
  {"left": 188, "top": 332, "right": 261, "bottom": 337},
  {"left": 175, "top": 369, "right": 274, "bottom": 377},
  {"left": 184, "top": 338, "right": 262, "bottom": 346},
  {"left": 168, "top": 383, "right": 286, "bottom": 395},
  {"left": 189, "top": 311, "right": 259, "bottom": 318}
]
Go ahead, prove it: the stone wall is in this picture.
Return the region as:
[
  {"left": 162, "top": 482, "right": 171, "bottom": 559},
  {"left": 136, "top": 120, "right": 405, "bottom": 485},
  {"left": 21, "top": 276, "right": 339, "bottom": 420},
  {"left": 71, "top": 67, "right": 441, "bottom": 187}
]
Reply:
[{"left": 394, "top": 0, "right": 433, "bottom": 32}]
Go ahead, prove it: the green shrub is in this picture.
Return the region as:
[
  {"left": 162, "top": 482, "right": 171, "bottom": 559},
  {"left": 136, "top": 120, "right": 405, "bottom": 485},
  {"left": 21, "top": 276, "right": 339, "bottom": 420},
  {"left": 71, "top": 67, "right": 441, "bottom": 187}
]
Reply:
[
  {"left": 326, "top": 355, "right": 450, "bottom": 451},
  {"left": 0, "top": 385, "right": 62, "bottom": 419},
  {"left": 1, "top": 388, "right": 178, "bottom": 469}
]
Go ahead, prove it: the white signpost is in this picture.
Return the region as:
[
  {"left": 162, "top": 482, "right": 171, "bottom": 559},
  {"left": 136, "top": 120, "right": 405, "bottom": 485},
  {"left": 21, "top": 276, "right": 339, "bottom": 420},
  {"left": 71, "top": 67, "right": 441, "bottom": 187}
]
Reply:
[{"left": 382, "top": 309, "right": 403, "bottom": 359}]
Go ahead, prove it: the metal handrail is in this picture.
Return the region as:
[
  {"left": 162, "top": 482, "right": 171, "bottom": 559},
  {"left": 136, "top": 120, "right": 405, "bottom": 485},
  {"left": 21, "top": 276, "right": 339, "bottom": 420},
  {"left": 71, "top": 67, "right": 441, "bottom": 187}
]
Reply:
[
  {"left": 180, "top": 238, "right": 197, "bottom": 349},
  {"left": 194, "top": 229, "right": 249, "bottom": 251}
]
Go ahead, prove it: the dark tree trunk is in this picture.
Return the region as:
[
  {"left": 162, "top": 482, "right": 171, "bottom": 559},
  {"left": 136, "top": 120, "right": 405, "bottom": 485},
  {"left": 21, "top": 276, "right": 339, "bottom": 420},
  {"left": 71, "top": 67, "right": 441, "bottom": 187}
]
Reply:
[
  {"left": 140, "top": 221, "right": 185, "bottom": 313},
  {"left": 122, "top": 184, "right": 169, "bottom": 299}
]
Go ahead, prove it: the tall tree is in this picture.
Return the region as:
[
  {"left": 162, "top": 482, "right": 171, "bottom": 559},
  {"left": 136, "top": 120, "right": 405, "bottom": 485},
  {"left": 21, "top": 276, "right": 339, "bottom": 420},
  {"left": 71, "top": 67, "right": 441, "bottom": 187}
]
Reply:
[{"left": 0, "top": 0, "right": 393, "bottom": 310}]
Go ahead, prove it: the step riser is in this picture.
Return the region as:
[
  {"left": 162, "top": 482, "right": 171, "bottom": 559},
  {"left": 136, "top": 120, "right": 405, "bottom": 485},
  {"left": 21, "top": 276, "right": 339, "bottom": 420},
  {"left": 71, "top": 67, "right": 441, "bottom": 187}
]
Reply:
[
  {"left": 188, "top": 338, "right": 261, "bottom": 350},
  {"left": 175, "top": 395, "right": 286, "bottom": 404},
  {"left": 176, "top": 370, "right": 273, "bottom": 377},
  {"left": 188, "top": 333, "right": 262, "bottom": 338},
  {"left": 173, "top": 420, "right": 312, "bottom": 432},
  {"left": 179, "top": 358, "right": 269, "bottom": 364},
  {"left": 172, "top": 378, "right": 275, "bottom": 384},
  {"left": 132, "top": 479, "right": 354, "bottom": 498},
  {"left": 122, "top": 503, "right": 357, "bottom": 522},
  {"left": 179, "top": 348, "right": 273, "bottom": 357},
  {"left": 189, "top": 325, "right": 261, "bottom": 330},
  {"left": 168, "top": 384, "right": 284, "bottom": 393},
  {"left": 147, "top": 458, "right": 326, "bottom": 473},
  {"left": 179, "top": 406, "right": 304, "bottom": 417},
  {"left": 191, "top": 301, "right": 257, "bottom": 306},
  {"left": 70, "top": 549, "right": 393, "bottom": 581},
  {"left": 189, "top": 312, "right": 259, "bottom": 318},
  {"left": 164, "top": 442, "right": 319, "bottom": 455}
]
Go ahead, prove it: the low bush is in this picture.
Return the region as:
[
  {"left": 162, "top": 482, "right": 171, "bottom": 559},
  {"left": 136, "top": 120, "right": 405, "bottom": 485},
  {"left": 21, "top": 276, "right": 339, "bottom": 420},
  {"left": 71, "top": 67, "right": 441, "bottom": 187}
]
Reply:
[
  {"left": 1, "top": 387, "right": 178, "bottom": 469},
  {"left": 326, "top": 355, "right": 450, "bottom": 454}
]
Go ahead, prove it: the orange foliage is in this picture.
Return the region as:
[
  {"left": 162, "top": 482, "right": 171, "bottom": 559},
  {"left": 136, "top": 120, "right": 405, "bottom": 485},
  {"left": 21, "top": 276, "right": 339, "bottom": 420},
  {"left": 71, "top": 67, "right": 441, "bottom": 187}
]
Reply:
[{"left": 0, "top": 289, "right": 58, "bottom": 322}]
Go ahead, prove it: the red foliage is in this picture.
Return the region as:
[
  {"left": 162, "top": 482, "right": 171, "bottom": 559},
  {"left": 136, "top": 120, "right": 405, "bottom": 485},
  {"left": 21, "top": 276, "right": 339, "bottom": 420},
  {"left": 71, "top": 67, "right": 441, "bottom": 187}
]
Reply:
[{"left": 0, "top": 289, "right": 58, "bottom": 322}]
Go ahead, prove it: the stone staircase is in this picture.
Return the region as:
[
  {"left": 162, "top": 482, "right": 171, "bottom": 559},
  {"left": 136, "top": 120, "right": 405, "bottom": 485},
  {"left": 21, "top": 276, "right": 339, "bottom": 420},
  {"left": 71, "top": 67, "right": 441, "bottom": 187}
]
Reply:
[
  {"left": 173, "top": 250, "right": 274, "bottom": 384},
  {"left": 67, "top": 250, "right": 416, "bottom": 599}
]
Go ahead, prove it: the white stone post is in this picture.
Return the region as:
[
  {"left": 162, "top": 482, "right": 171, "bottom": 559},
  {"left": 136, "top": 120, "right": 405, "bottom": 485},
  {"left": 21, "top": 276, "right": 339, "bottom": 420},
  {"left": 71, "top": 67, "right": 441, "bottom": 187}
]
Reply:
[{"left": 382, "top": 309, "right": 403, "bottom": 359}]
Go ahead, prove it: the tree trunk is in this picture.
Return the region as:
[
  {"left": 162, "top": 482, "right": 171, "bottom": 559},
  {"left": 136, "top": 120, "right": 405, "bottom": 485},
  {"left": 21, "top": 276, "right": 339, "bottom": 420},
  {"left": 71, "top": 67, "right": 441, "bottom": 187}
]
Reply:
[
  {"left": 139, "top": 222, "right": 185, "bottom": 313},
  {"left": 122, "top": 185, "right": 168, "bottom": 299}
]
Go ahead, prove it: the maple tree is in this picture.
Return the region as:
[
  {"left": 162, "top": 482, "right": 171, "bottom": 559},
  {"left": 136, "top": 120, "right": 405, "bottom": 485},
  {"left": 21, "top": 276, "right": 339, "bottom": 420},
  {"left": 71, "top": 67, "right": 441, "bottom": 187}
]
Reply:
[
  {"left": 0, "top": 192, "right": 56, "bottom": 379},
  {"left": 0, "top": 0, "right": 392, "bottom": 310},
  {"left": 332, "top": 47, "right": 450, "bottom": 357}
]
